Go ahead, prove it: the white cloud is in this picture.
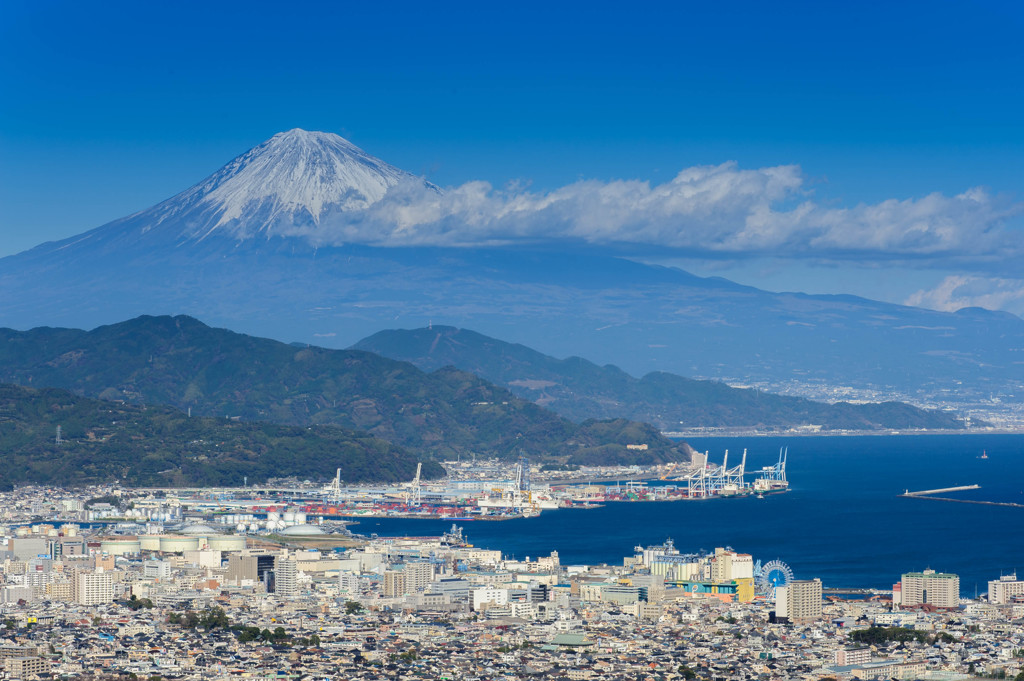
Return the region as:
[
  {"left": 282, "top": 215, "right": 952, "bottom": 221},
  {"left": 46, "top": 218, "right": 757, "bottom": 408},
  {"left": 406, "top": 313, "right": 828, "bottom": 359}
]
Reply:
[
  {"left": 906, "top": 275, "right": 1024, "bottom": 316},
  {"left": 288, "top": 162, "right": 1021, "bottom": 265}
]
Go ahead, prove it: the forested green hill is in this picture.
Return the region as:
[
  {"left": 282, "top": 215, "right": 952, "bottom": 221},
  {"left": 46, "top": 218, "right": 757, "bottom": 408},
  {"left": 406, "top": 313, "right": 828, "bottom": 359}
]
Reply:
[{"left": 0, "top": 382, "right": 441, "bottom": 489}]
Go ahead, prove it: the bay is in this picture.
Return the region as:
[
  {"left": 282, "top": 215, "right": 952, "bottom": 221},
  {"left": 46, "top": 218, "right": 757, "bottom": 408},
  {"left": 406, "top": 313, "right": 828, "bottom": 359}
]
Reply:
[{"left": 354, "top": 434, "right": 1024, "bottom": 595}]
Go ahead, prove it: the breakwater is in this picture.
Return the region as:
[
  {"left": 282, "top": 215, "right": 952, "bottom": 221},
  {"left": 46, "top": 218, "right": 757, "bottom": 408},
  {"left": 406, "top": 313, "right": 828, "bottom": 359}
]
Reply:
[
  {"left": 899, "top": 483, "right": 1024, "bottom": 508},
  {"left": 902, "top": 495, "right": 1024, "bottom": 509},
  {"left": 901, "top": 484, "right": 980, "bottom": 496}
]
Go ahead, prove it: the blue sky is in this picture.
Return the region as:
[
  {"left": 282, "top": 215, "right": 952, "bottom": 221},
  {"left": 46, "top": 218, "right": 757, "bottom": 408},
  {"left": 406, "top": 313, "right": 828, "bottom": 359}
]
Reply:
[{"left": 1, "top": 1, "right": 1023, "bottom": 312}]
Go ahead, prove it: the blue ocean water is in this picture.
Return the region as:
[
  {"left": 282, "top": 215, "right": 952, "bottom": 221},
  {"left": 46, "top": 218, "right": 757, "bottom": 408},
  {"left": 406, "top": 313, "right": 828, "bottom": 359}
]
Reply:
[{"left": 356, "top": 435, "right": 1024, "bottom": 594}]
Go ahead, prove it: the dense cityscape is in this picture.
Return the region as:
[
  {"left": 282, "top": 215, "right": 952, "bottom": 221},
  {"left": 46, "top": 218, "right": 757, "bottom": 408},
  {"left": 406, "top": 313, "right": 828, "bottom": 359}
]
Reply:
[{"left": 0, "top": 476, "right": 1022, "bottom": 681}]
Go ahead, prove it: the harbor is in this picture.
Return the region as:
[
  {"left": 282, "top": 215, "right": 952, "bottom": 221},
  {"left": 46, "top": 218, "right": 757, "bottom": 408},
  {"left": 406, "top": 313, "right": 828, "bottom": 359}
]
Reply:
[
  {"left": 123, "top": 449, "right": 792, "bottom": 534},
  {"left": 308, "top": 447, "right": 788, "bottom": 520}
]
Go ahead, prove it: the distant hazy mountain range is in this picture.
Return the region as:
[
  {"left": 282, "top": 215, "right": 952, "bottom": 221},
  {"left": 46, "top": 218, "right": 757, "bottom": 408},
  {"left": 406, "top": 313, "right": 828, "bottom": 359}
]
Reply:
[
  {"left": 1, "top": 129, "right": 1020, "bottom": 406},
  {"left": 0, "top": 382, "right": 436, "bottom": 490},
  {"left": 0, "top": 315, "right": 691, "bottom": 466},
  {"left": 353, "top": 325, "right": 968, "bottom": 431}
]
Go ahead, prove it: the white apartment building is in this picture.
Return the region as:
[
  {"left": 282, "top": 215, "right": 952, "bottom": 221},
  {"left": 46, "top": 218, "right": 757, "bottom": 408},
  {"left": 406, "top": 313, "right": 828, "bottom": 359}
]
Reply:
[
  {"left": 988, "top": 574, "right": 1024, "bottom": 604},
  {"left": 4, "top": 656, "right": 47, "bottom": 679},
  {"left": 776, "top": 578, "right": 822, "bottom": 622},
  {"left": 404, "top": 562, "right": 435, "bottom": 594},
  {"left": 143, "top": 560, "right": 171, "bottom": 580},
  {"left": 472, "top": 586, "right": 509, "bottom": 611},
  {"left": 835, "top": 646, "right": 871, "bottom": 666},
  {"left": 274, "top": 555, "right": 298, "bottom": 597},
  {"left": 901, "top": 570, "right": 959, "bottom": 608},
  {"left": 76, "top": 571, "right": 114, "bottom": 605},
  {"left": 338, "top": 572, "right": 362, "bottom": 597},
  {"left": 383, "top": 570, "right": 406, "bottom": 598}
]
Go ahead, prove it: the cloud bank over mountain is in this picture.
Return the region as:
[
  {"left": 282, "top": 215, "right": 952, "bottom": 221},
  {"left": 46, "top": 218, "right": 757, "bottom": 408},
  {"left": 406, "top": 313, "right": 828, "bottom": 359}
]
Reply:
[
  {"left": 295, "top": 162, "right": 1021, "bottom": 270},
  {"left": 906, "top": 275, "right": 1024, "bottom": 315}
]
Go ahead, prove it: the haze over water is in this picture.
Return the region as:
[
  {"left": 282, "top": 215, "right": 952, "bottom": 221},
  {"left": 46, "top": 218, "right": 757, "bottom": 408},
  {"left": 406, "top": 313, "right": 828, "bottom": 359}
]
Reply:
[{"left": 359, "top": 434, "right": 1024, "bottom": 595}]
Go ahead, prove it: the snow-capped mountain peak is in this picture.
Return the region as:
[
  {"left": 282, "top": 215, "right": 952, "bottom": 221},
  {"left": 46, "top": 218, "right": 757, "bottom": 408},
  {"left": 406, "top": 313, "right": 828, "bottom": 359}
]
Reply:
[{"left": 135, "top": 129, "right": 434, "bottom": 242}]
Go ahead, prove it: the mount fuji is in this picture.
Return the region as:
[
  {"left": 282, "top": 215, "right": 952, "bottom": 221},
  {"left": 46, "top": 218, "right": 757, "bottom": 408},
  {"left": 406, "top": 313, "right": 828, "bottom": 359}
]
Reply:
[
  {"left": 1, "top": 130, "right": 1021, "bottom": 411},
  {"left": 18, "top": 129, "right": 436, "bottom": 254}
]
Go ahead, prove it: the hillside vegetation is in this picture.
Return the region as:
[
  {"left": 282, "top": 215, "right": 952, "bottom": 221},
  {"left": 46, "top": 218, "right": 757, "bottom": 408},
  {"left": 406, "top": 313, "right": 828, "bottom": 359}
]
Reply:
[
  {"left": 0, "top": 316, "right": 691, "bottom": 466},
  {"left": 0, "top": 383, "right": 439, "bottom": 489}
]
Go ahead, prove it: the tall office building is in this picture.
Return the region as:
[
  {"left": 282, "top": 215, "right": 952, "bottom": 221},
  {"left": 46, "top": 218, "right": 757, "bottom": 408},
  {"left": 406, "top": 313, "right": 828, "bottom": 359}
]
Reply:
[
  {"left": 227, "top": 552, "right": 276, "bottom": 585},
  {"left": 776, "top": 578, "right": 822, "bottom": 623},
  {"left": 900, "top": 570, "right": 959, "bottom": 608}
]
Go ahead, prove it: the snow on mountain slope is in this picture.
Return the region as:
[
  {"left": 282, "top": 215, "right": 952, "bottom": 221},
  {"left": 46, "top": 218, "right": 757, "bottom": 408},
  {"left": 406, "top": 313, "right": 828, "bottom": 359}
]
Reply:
[{"left": 122, "top": 129, "right": 436, "bottom": 243}]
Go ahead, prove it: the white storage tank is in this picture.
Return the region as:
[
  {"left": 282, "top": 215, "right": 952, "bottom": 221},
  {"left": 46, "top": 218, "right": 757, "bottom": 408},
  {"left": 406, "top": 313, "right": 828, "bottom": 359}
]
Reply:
[
  {"left": 181, "top": 523, "right": 219, "bottom": 536},
  {"left": 159, "top": 536, "right": 200, "bottom": 553},
  {"left": 139, "top": 535, "right": 163, "bottom": 551},
  {"left": 100, "top": 539, "right": 141, "bottom": 556},
  {"left": 207, "top": 535, "right": 246, "bottom": 552},
  {"left": 278, "top": 524, "right": 326, "bottom": 537}
]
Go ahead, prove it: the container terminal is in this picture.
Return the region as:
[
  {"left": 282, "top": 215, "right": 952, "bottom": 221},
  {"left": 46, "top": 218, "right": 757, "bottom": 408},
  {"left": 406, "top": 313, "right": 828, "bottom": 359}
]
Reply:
[{"left": 123, "top": 450, "right": 789, "bottom": 535}]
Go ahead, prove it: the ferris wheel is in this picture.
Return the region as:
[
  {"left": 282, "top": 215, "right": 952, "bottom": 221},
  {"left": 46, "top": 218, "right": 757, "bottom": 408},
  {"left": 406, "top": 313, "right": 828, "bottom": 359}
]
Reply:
[{"left": 755, "top": 559, "right": 794, "bottom": 598}]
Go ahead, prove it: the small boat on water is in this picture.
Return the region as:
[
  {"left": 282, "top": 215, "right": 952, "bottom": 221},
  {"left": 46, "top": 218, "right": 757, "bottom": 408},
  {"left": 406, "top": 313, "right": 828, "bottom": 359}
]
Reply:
[{"left": 979, "top": 450, "right": 989, "bottom": 460}]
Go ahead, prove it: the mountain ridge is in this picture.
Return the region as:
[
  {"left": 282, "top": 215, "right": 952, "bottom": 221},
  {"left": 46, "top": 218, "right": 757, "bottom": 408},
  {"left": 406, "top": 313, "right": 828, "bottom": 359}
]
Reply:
[{"left": 352, "top": 325, "right": 969, "bottom": 431}]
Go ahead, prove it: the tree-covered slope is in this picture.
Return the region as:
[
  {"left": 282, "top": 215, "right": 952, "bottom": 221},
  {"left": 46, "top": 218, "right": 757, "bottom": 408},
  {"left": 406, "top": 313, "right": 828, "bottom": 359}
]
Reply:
[
  {"left": 354, "top": 325, "right": 968, "bottom": 431},
  {"left": 0, "top": 316, "right": 690, "bottom": 463},
  {"left": 0, "top": 383, "right": 439, "bottom": 489}
]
